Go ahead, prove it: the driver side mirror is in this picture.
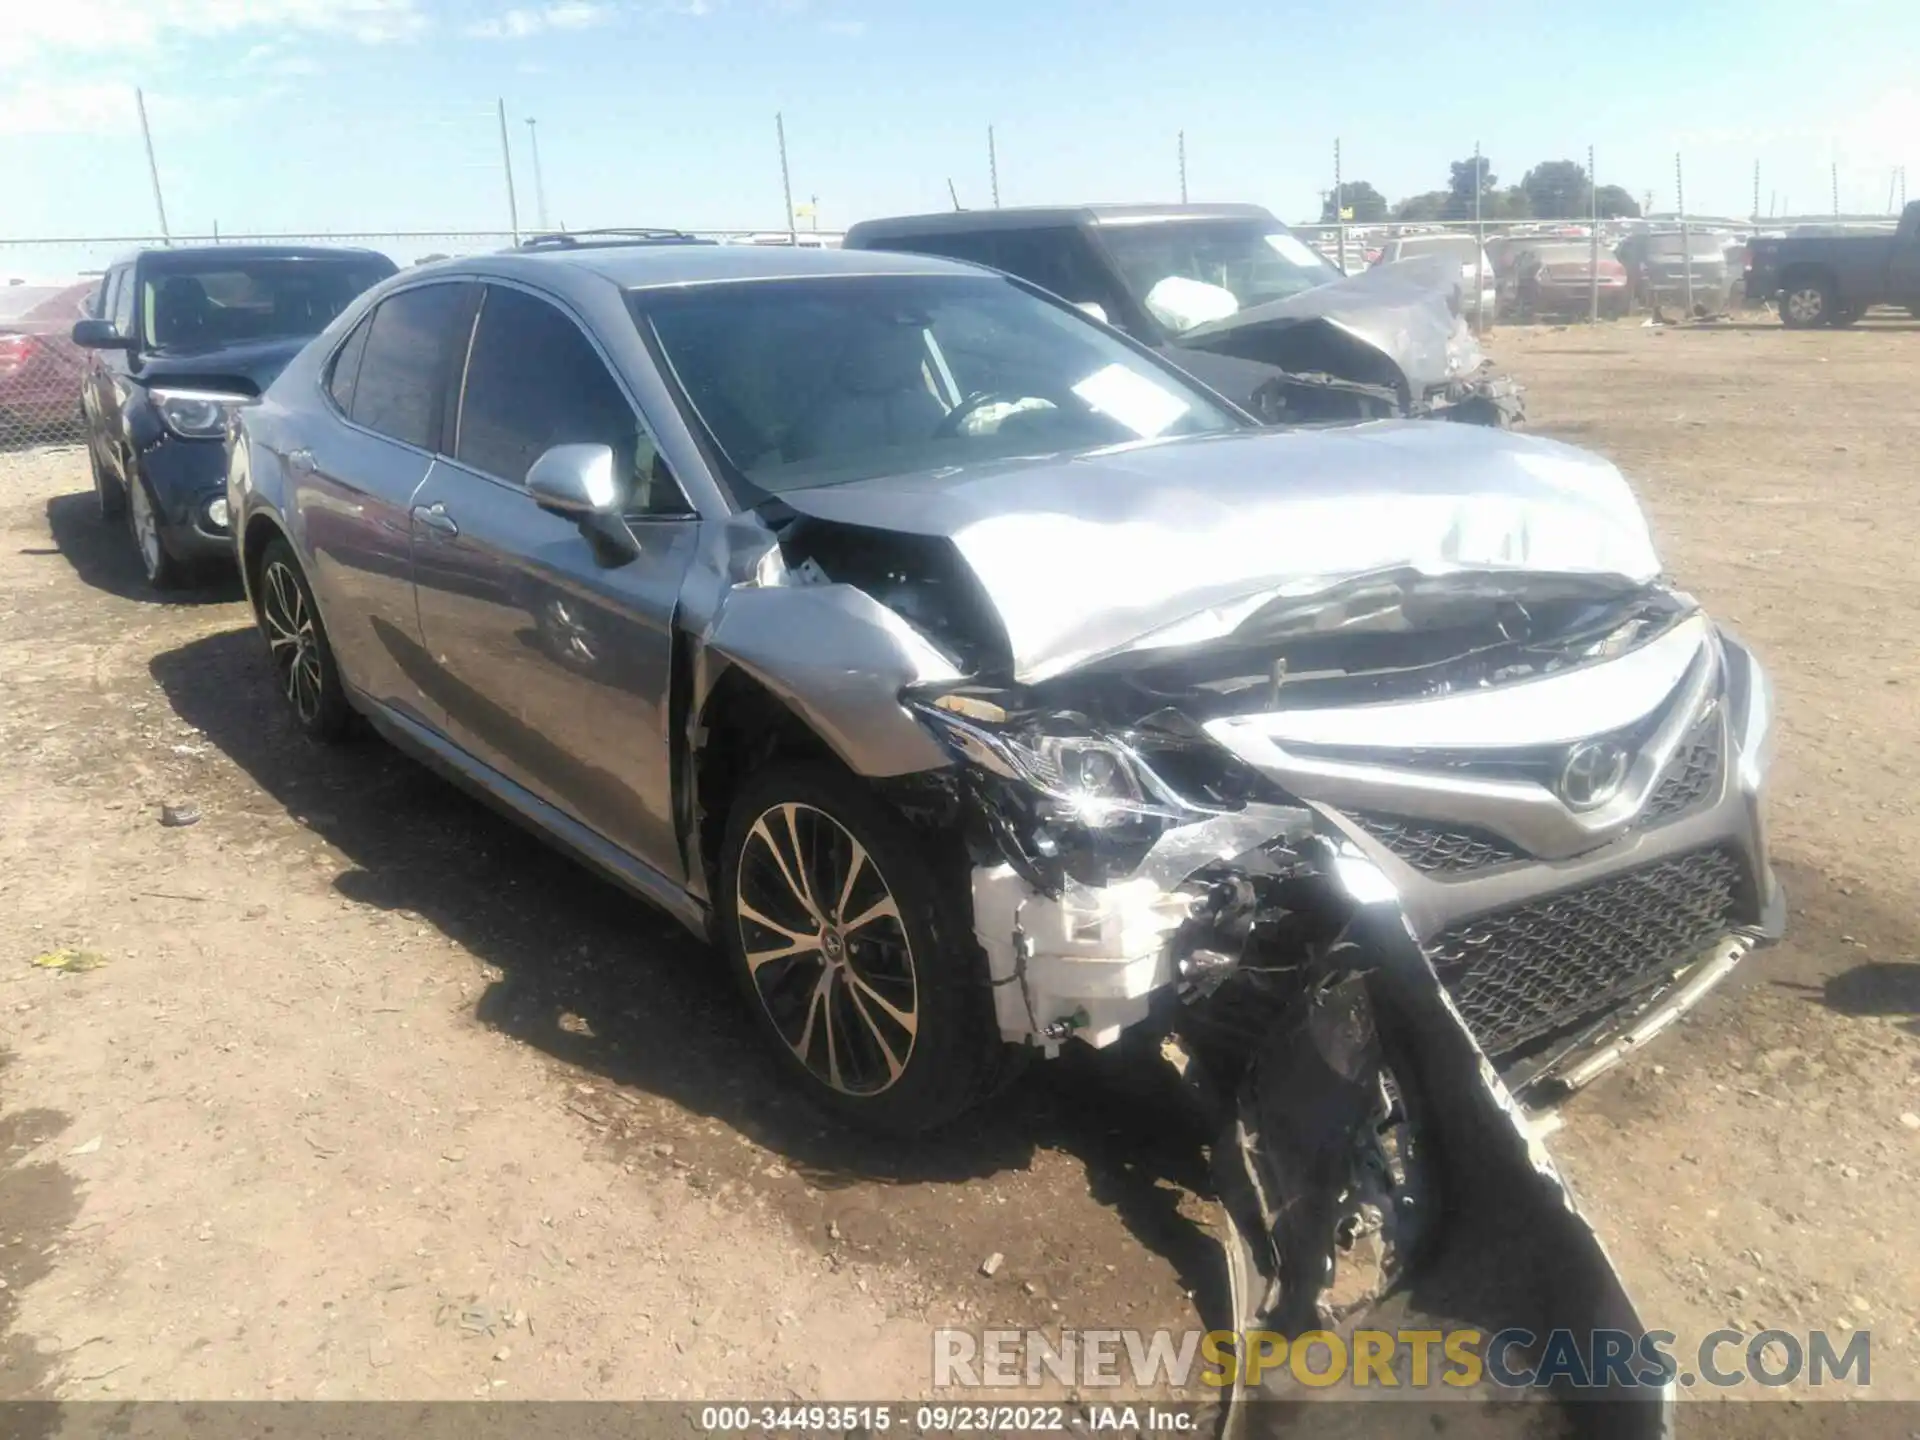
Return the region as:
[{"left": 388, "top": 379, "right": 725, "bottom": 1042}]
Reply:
[
  {"left": 525, "top": 443, "right": 639, "bottom": 565},
  {"left": 71, "top": 318, "right": 132, "bottom": 350}
]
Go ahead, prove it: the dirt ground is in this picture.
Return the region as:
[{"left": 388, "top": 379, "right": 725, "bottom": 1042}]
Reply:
[{"left": 1, "top": 316, "right": 1916, "bottom": 1407}]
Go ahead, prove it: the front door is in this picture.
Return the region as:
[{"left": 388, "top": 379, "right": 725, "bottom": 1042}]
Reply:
[{"left": 409, "top": 281, "right": 698, "bottom": 880}]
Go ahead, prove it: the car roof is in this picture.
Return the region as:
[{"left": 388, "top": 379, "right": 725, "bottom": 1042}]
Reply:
[
  {"left": 109, "top": 245, "right": 395, "bottom": 269},
  {"left": 429, "top": 242, "right": 991, "bottom": 290},
  {"left": 844, "top": 202, "right": 1278, "bottom": 242}
]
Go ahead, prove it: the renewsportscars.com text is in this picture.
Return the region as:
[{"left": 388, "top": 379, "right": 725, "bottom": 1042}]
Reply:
[{"left": 932, "top": 1327, "right": 1871, "bottom": 1392}]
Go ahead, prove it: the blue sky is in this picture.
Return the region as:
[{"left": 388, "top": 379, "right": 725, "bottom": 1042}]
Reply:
[{"left": 1, "top": 0, "right": 1914, "bottom": 266}]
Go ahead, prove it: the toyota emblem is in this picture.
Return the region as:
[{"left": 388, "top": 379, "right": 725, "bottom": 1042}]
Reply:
[{"left": 1557, "top": 740, "right": 1631, "bottom": 810}]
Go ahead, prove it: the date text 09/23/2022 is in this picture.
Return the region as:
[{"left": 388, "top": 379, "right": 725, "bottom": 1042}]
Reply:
[{"left": 697, "top": 1405, "right": 1183, "bottom": 1432}]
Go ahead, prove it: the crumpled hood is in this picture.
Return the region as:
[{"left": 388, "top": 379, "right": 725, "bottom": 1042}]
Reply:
[
  {"left": 774, "top": 420, "right": 1662, "bottom": 684},
  {"left": 1176, "top": 252, "right": 1484, "bottom": 395}
]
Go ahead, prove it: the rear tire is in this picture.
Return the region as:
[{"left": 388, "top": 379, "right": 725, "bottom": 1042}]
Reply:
[
  {"left": 718, "top": 761, "right": 1008, "bottom": 1136},
  {"left": 1779, "top": 275, "right": 1834, "bottom": 328},
  {"left": 256, "top": 538, "right": 353, "bottom": 741}
]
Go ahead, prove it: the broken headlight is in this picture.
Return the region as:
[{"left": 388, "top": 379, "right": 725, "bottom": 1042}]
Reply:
[{"left": 908, "top": 689, "right": 1260, "bottom": 891}]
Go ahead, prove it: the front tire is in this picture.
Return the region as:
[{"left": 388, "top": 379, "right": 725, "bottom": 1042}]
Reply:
[
  {"left": 256, "top": 538, "right": 352, "bottom": 741},
  {"left": 91, "top": 444, "right": 125, "bottom": 520},
  {"left": 126, "top": 470, "right": 185, "bottom": 590},
  {"left": 718, "top": 762, "right": 1005, "bottom": 1136},
  {"left": 1780, "top": 276, "right": 1833, "bottom": 328}
]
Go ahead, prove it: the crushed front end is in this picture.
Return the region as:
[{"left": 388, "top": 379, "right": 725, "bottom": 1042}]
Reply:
[
  {"left": 910, "top": 579, "right": 1781, "bottom": 1094},
  {"left": 907, "top": 575, "right": 1777, "bottom": 1429}
]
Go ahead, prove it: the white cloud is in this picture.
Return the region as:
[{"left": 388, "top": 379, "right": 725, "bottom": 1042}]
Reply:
[
  {"left": 0, "top": 0, "right": 424, "bottom": 69},
  {"left": 821, "top": 18, "right": 865, "bottom": 36},
  {"left": 466, "top": 2, "right": 613, "bottom": 38},
  {"left": 0, "top": 79, "right": 138, "bottom": 137}
]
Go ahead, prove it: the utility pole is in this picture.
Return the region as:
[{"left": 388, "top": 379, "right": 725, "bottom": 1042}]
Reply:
[
  {"left": 135, "top": 88, "right": 171, "bottom": 243},
  {"left": 1333, "top": 137, "right": 1345, "bottom": 277},
  {"left": 988, "top": 125, "right": 1000, "bottom": 208},
  {"left": 497, "top": 99, "right": 521, "bottom": 245},
  {"left": 776, "top": 112, "right": 796, "bottom": 244},
  {"left": 1676, "top": 153, "right": 1692, "bottom": 316},
  {"left": 1831, "top": 160, "right": 1840, "bottom": 218},
  {"left": 1472, "top": 140, "right": 1486, "bottom": 335},
  {"left": 525, "top": 117, "right": 549, "bottom": 232},
  {"left": 1752, "top": 160, "right": 1761, "bottom": 224},
  {"left": 1178, "top": 130, "right": 1188, "bottom": 204},
  {"left": 1588, "top": 144, "right": 1600, "bottom": 324},
  {"left": 809, "top": 194, "right": 819, "bottom": 232}
]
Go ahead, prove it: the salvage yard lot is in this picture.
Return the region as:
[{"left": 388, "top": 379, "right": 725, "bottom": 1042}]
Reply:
[{"left": 1, "top": 317, "right": 1917, "bottom": 1403}]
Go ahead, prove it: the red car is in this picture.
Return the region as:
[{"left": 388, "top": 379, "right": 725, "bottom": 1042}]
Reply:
[{"left": 0, "top": 279, "right": 97, "bottom": 442}]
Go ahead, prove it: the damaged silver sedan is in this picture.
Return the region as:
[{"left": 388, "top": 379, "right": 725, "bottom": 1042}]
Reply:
[{"left": 230, "top": 242, "right": 1779, "bottom": 1418}]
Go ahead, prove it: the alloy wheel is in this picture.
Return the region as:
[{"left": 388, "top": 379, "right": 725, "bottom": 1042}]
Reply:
[
  {"left": 128, "top": 477, "right": 162, "bottom": 578},
  {"left": 734, "top": 801, "right": 919, "bottom": 1096},
  {"left": 261, "top": 559, "right": 326, "bottom": 726},
  {"left": 1784, "top": 286, "right": 1825, "bottom": 324}
]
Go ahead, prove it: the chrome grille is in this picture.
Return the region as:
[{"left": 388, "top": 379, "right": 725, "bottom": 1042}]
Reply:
[
  {"left": 1428, "top": 847, "right": 1742, "bottom": 1057},
  {"left": 1350, "top": 813, "right": 1527, "bottom": 874}
]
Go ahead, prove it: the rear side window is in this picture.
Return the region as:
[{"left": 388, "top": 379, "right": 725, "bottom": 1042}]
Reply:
[
  {"left": 326, "top": 313, "right": 373, "bottom": 415},
  {"left": 349, "top": 283, "right": 466, "bottom": 449},
  {"left": 456, "top": 284, "right": 685, "bottom": 513}
]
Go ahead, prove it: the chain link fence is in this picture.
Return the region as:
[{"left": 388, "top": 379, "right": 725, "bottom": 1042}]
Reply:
[{"left": 0, "top": 228, "right": 851, "bottom": 454}]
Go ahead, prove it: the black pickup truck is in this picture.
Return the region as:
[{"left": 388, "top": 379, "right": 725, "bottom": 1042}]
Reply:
[{"left": 1744, "top": 201, "right": 1920, "bottom": 327}]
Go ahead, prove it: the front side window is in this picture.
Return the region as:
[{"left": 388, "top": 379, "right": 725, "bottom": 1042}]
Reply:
[
  {"left": 348, "top": 282, "right": 467, "bottom": 450},
  {"left": 1096, "top": 220, "right": 1338, "bottom": 334},
  {"left": 140, "top": 256, "right": 395, "bottom": 352},
  {"left": 109, "top": 268, "right": 135, "bottom": 336},
  {"left": 455, "top": 285, "right": 684, "bottom": 514},
  {"left": 634, "top": 273, "right": 1243, "bottom": 498}
]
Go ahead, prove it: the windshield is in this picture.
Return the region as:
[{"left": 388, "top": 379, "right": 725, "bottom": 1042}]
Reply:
[
  {"left": 141, "top": 257, "right": 393, "bottom": 350},
  {"left": 1094, "top": 220, "right": 1339, "bottom": 333},
  {"left": 633, "top": 274, "right": 1243, "bottom": 497}
]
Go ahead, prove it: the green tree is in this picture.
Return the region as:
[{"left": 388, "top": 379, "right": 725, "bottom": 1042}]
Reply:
[
  {"left": 1392, "top": 190, "right": 1453, "bottom": 222},
  {"left": 1446, "top": 155, "right": 1496, "bottom": 218},
  {"left": 1320, "top": 180, "right": 1389, "bottom": 223},
  {"left": 1521, "top": 159, "right": 1591, "bottom": 219},
  {"left": 1594, "top": 184, "right": 1642, "bottom": 219}
]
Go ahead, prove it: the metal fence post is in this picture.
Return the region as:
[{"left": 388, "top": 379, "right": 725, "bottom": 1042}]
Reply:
[
  {"left": 1676, "top": 152, "right": 1692, "bottom": 316},
  {"left": 1473, "top": 141, "right": 1486, "bottom": 335},
  {"left": 1588, "top": 145, "right": 1600, "bottom": 324}
]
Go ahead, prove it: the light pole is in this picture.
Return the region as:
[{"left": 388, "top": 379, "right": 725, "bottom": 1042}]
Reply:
[{"left": 525, "top": 117, "right": 550, "bottom": 232}]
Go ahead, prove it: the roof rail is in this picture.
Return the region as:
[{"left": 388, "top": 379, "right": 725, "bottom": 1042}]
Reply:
[{"left": 514, "top": 228, "right": 715, "bottom": 251}]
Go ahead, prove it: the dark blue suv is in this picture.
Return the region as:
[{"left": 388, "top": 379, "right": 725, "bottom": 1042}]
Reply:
[{"left": 72, "top": 245, "right": 395, "bottom": 589}]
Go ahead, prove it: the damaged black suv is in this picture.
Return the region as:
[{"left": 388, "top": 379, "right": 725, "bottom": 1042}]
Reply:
[{"left": 844, "top": 202, "right": 1523, "bottom": 426}]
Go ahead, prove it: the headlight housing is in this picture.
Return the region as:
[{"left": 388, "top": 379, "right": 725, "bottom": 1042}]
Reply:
[
  {"left": 908, "top": 689, "right": 1272, "bottom": 891},
  {"left": 150, "top": 387, "right": 252, "bottom": 440}
]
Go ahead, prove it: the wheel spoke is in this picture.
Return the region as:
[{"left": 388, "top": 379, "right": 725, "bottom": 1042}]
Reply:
[
  {"left": 749, "top": 809, "right": 823, "bottom": 924},
  {"left": 834, "top": 838, "right": 868, "bottom": 922},
  {"left": 737, "top": 899, "right": 822, "bottom": 973},
  {"left": 820, "top": 974, "right": 845, "bottom": 1091},
  {"left": 842, "top": 892, "right": 901, "bottom": 936},
  {"left": 845, "top": 966, "right": 916, "bottom": 1037},
  {"left": 844, "top": 980, "right": 909, "bottom": 1083}
]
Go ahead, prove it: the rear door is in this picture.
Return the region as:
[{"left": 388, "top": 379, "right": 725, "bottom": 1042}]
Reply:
[
  {"left": 409, "top": 280, "right": 698, "bottom": 878},
  {"left": 300, "top": 279, "right": 473, "bottom": 726}
]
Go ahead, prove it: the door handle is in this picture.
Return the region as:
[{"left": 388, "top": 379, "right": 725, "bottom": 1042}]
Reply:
[
  {"left": 412, "top": 502, "right": 459, "bottom": 537},
  {"left": 286, "top": 448, "right": 316, "bottom": 476}
]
